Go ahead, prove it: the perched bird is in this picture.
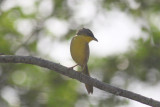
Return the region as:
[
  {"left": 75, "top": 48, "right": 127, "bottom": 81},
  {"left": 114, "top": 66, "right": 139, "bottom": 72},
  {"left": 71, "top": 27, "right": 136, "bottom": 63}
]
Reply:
[{"left": 70, "top": 28, "right": 98, "bottom": 94}]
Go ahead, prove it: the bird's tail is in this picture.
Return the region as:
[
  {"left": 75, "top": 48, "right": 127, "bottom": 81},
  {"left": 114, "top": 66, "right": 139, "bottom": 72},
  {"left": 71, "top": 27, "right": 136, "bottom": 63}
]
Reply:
[{"left": 82, "top": 65, "right": 93, "bottom": 94}]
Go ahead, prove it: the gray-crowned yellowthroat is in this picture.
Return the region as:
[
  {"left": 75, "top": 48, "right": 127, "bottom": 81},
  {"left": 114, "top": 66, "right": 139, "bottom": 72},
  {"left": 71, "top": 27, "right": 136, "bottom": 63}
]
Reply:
[{"left": 70, "top": 28, "right": 98, "bottom": 94}]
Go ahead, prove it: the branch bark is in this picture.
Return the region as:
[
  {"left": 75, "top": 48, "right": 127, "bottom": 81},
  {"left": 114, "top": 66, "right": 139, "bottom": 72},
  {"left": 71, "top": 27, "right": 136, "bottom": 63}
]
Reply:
[{"left": 0, "top": 55, "right": 159, "bottom": 107}]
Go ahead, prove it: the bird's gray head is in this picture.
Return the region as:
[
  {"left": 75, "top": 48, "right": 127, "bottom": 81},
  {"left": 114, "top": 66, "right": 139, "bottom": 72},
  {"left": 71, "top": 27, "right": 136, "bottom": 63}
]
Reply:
[{"left": 77, "top": 28, "right": 98, "bottom": 41}]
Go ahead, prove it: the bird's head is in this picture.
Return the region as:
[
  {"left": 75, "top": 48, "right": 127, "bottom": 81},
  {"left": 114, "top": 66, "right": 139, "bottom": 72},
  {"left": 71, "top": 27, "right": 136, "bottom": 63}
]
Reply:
[{"left": 77, "top": 28, "right": 98, "bottom": 42}]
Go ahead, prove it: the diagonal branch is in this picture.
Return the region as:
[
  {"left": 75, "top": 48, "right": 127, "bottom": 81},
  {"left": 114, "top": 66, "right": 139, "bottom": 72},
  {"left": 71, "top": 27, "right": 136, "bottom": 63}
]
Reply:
[{"left": 0, "top": 55, "right": 160, "bottom": 107}]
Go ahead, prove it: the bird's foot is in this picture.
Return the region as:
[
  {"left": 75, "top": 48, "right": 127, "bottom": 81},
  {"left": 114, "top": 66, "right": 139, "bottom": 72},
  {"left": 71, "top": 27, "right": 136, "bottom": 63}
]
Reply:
[{"left": 68, "top": 64, "right": 78, "bottom": 70}]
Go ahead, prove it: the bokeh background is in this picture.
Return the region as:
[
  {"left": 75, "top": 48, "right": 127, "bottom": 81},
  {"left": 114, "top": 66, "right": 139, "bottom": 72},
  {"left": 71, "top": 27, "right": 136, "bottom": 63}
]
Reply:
[{"left": 0, "top": 0, "right": 160, "bottom": 107}]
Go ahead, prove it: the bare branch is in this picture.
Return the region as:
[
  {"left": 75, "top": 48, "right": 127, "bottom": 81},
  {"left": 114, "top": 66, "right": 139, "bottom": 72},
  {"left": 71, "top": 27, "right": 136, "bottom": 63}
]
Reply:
[{"left": 0, "top": 55, "right": 160, "bottom": 107}]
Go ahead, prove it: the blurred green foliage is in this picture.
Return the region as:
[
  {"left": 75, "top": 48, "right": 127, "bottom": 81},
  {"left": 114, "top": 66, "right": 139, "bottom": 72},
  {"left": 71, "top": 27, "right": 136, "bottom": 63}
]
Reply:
[{"left": 0, "top": 0, "right": 160, "bottom": 107}]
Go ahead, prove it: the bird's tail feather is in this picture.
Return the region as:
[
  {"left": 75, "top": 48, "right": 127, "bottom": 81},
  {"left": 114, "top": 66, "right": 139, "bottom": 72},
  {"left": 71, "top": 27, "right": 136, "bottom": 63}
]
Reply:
[{"left": 82, "top": 65, "right": 93, "bottom": 94}]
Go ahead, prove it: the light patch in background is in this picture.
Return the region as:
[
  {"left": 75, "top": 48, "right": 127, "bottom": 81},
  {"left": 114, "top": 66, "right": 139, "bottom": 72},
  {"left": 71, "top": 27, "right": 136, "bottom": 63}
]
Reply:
[
  {"left": 37, "top": 36, "right": 72, "bottom": 66},
  {"left": 38, "top": 0, "right": 53, "bottom": 18},
  {"left": 37, "top": 36, "right": 54, "bottom": 55},
  {"left": 45, "top": 18, "right": 69, "bottom": 37},
  {"left": 15, "top": 19, "right": 35, "bottom": 36},
  {"left": 1, "top": 0, "right": 37, "bottom": 15},
  {"left": 125, "top": 81, "right": 160, "bottom": 107},
  {"left": 67, "top": 0, "right": 99, "bottom": 25},
  {"left": 12, "top": 71, "right": 27, "bottom": 85},
  {"left": 16, "top": 0, "right": 37, "bottom": 15},
  {"left": 1, "top": 0, "right": 17, "bottom": 11},
  {"left": 127, "top": 0, "right": 140, "bottom": 9},
  {"left": 1, "top": 87, "right": 20, "bottom": 106},
  {"left": 16, "top": 0, "right": 37, "bottom": 8},
  {"left": 150, "top": 13, "right": 160, "bottom": 30},
  {"left": 50, "top": 41, "right": 71, "bottom": 66},
  {"left": 75, "top": 99, "right": 90, "bottom": 107},
  {"left": 91, "top": 9, "right": 142, "bottom": 56}
]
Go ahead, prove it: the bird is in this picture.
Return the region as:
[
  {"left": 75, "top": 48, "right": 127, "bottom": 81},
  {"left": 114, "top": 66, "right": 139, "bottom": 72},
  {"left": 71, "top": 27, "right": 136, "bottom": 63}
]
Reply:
[{"left": 70, "top": 28, "right": 98, "bottom": 94}]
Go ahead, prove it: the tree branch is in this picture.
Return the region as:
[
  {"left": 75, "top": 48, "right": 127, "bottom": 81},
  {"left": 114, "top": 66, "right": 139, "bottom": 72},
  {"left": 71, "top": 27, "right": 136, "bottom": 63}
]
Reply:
[{"left": 0, "top": 55, "right": 159, "bottom": 107}]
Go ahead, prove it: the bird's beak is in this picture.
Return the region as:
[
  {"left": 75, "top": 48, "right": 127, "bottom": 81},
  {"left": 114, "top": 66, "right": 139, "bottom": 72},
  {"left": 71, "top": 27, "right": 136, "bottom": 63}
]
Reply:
[{"left": 93, "top": 37, "right": 98, "bottom": 42}]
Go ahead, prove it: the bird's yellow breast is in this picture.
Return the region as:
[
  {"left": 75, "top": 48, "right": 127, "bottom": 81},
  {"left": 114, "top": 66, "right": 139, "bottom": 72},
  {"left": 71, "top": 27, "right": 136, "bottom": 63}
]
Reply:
[{"left": 70, "top": 35, "right": 91, "bottom": 66}]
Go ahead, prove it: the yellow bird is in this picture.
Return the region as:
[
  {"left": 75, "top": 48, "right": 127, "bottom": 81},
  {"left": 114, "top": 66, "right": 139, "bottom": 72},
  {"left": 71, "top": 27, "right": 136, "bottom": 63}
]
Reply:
[{"left": 70, "top": 28, "right": 98, "bottom": 94}]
